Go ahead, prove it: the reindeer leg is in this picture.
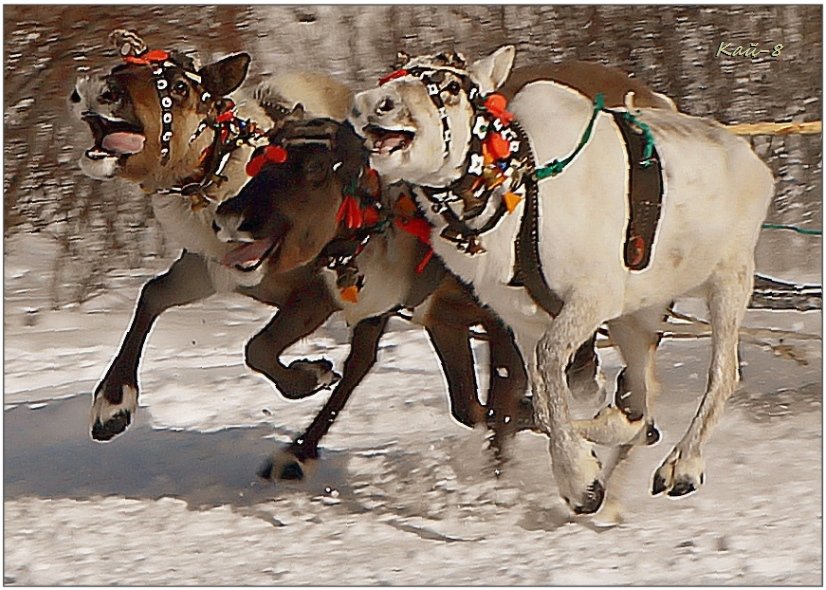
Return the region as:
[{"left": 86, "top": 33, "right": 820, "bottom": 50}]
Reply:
[
  {"left": 261, "top": 314, "right": 389, "bottom": 481},
  {"left": 424, "top": 296, "right": 487, "bottom": 430},
  {"left": 482, "top": 314, "right": 531, "bottom": 445},
  {"left": 533, "top": 295, "right": 608, "bottom": 515},
  {"left": 653, "top": 262, "right": 753, "bottom": 497},
  {"left": 245, "top": 279, "right": 340, "bottom": 399},
  {"left": 91, "top": 251, "right": 216, "bottom": 441},
  {"left": 572, "top": 307, "right": 665, "bottom": 447}
]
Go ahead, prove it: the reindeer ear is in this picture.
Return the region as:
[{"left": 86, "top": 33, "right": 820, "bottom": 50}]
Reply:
[
  {"left": 468, "top": 45, "right": 515, "bottom": 94},
  {"left": 198, "top": 53, "right": 251, "bottom": 97}
]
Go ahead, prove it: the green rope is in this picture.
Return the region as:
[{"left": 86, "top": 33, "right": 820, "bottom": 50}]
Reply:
[
  {"left": 762, "top": 223, "right": 822, "bottom": 236},
  {"left": 620, "top": 111, "right": 656, "bottom": 167},
  {"left": 535, "top": 93, "right": 606, "bottom": 180}
]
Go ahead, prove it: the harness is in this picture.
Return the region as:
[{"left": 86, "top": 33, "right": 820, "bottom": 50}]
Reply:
[
  {"left": 378, "top": 63, "right": 664, "bottom": 317},
  {"left": 244, "top": 120, "right": 434, "bottom": 304}
]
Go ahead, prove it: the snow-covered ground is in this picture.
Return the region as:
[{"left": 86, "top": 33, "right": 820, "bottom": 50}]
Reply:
[{"left": 4, "top": 233, "right": 822, "bottom": 585}]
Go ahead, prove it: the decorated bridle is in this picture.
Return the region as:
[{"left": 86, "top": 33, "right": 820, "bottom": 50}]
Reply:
[
  {"left": 109, "top": 30, "right": 263, "bottom": 207},
  {"left": 377, "top": 54, "right": 529, "bottom": 254},
  {"left": 244, "top": 119, "right": 434, "bottom": 303}
]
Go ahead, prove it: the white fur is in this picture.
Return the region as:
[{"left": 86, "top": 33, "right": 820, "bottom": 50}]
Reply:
[{"left": 350, "top": 48, "right": 773, "bottom": 513}]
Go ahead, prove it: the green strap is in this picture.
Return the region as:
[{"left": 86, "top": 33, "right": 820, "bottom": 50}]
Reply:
[
  {"left": 619, "top": 111, "right": 656, "bottom": 167},
  {"left": 535, "top": 93, "right": 606, "bottom": 180},
  {"left": 761, "top": 223, "right": 822, "bottom": 236},
  {"left": 534, "top": 93, "right": 660, "bottom": 179}
]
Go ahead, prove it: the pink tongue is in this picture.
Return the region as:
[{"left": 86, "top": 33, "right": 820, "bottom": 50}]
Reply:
[
  {"left": 222, "top": 238, "right": 277, "bottom": 267},
  {"left": 376, "top": 133, "right": 407, "bottom": 152},
  {"left": 101, "top": 132, "right": 145, "bottom": 155}
]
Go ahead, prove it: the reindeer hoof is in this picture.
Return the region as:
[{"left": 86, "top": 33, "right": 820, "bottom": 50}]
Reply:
[
  {"left": 91, "top": 410, "right": 131, "bottom": 441},
  {"left": 571, "top": 480, "right": 606, "bottom": 515},
  {"left": 652, "top": 472, "right": 667, "bottom": 496},
  {"left": 651, "top": 450, "right": 705, "bottom": 497},
  {"left": 90, "top": 383, "right": 137, "bottom": 442},
  {"left": 280, "top": 359, "right": 341, "bottom": 399},
  {"left": 258, "top": 448, "right": 315, "bottom": 481},
  {"left": 668, "top": 478, "right": 698, "bottom": 497}
]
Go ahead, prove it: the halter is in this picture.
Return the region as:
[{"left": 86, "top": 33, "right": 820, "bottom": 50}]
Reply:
[
  {"left": 109, "top": 30, "right": 263, "bottom": 208},
  {"left": 379, "top": 65, "right": 481, "bottom": 160},
  {"left": 245, "top": 120, "right": 435, "bottom": 303},
  {"left": 378, "top": 63, "right": 529, "bottom": 254},
  {"left": 111, "top": 29, "right": 211, "bottom": 166}
]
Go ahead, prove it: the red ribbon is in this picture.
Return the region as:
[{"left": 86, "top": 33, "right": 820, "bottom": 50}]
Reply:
[
  {"left": 336, "top": 195, "right": 364, "bottom": 229},
  {"left": 484, "top": 93, "right": 513, "bottom": 124},
  {"left": 123, "top": 49, "right": 170, "bottom": 66},
  {"left": 245, "top": 145, "right": 288, "bottom": 177},
  {"left": 379, "top": 69, "right": 408, "bottom": 86},
  {"left": 394, "top": 216, "right": 434, "bottom": 273}
]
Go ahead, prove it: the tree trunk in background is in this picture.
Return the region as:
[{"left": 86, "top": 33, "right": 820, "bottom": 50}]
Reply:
[{"left": 4, "top": 5, "right": 821, "bottom": 305}]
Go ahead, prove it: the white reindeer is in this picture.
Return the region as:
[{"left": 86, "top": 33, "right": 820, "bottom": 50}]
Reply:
[{"left": 350, "top": 46, "right": 773, "bottom": 514}]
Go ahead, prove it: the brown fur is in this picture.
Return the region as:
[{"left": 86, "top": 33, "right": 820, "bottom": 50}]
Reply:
[{"left": 501, "top": 62, "right": 675, "bottom": 110}]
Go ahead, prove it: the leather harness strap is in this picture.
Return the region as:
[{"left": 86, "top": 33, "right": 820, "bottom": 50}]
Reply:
[
  {"left": 508, "top": 120, "right": 565, "bottom": 318},
  {"left": 610, "top": 111, "right": 664, "bottom": 271}
]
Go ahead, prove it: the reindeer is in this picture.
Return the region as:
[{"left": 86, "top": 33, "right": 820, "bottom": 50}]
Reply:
[
  {"left": 213, "top": 119, "right": 540, "bottom": 475},
  {"left": 350, "top": 46, "right": 773, "bottom": 514},
  {"left": 71, "top": 31, "right": 358, "bottom": 442}
]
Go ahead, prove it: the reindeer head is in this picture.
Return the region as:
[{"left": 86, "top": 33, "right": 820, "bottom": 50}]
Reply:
[
  {"left": 70, "top": 30, "right": 250, "bottom": 186},
  {"left": 213, "top": 119, "right": 372, "bottom": 276},
  {"left": 349, "top": 46, "right": 515, "bottom": 186}
]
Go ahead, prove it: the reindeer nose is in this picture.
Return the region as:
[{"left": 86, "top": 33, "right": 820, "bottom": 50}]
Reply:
[
  {"left": 70, "top": 89, "right": 81, "bottom": 104},
  {"left": 376, "top": 96, "right": 395, "bottom": 114}
]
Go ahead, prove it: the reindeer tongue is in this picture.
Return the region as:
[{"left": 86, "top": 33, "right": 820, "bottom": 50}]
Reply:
[
  {"left": 101, "top": 132, "right": 145, "bottom": 155},
  {"left": 374, "top": 132, "right": 410, "bottom": 155},
  {"left": 222, "top": 237, "right": 279, "bottom": 268}
]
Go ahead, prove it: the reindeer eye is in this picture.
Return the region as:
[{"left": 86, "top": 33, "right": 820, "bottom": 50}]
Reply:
[
  {"left": 445, "top": 81, "right": 461, "bottom": 95},
  {"left": 100, "top": 89, "right": 121, "bottom": 103},
  {"left": 172, "top": 81, "right": 189, "bottom": 97}
]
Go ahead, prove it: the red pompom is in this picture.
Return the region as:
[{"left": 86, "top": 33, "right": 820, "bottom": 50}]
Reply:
[
  {"left": 336, "top": 195, "right": 363, "bottom": 229},
  {"left": 484, "top": 93, "right": 513, "bottom": 124},
  {"left": 484, "top": 131, "right": 511, "bottom": 161},
  {"left": 245, "top": 145, "right": 288, "bottom": 177},
  {"left": 265, "top": 145, "right": 288, "bottom": 164}
]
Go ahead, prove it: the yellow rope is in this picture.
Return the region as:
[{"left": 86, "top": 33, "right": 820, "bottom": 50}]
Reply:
[{"left": 725, "top": 121, "right": 822, "bottom": 136}]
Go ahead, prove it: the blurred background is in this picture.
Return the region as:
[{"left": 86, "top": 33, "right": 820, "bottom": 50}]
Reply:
[{"left": 4, "top": 5, "right": 822, "bottom": 307}]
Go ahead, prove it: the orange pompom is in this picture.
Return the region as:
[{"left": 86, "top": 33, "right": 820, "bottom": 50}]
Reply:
[{"left": 340, "top": 285, "right": 359, "bottom": 303}]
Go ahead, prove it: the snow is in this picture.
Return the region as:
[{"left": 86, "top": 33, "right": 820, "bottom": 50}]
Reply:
[{"left": 4, "top": 233, "right": 822, "bottom": 585}]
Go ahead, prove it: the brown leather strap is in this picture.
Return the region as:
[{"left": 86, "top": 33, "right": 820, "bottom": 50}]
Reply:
[
  {"left": 610, "top": 112, "right": 664, "bottom": 271},
  {"left": 508, "top": 121, "right": 564, "bottom": 318}
]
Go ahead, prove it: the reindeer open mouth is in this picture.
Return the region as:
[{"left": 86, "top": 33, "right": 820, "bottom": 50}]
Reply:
[
  {"left": 364, "top": 124, "right": 415, "bottom": 156},
  {"left": 221, "top": 235, "right": 283, "bottom": 273},
  {"left": 82, "top": 112, "right": 145, "bottom": 162}
]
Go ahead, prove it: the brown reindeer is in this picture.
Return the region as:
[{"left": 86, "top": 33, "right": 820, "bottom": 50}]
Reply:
[{"left": 214, "top": 119, "right": 544, "bottom": 477}]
